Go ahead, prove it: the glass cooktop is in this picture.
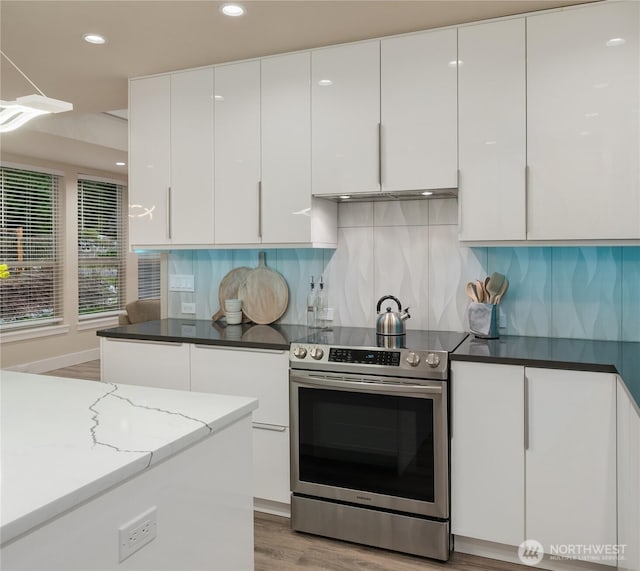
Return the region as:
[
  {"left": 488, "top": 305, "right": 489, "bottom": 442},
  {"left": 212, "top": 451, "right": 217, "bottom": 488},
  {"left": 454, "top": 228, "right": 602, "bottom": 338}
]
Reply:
[{"left": 299, "top": 326, "right": 468, "bottom": 354}]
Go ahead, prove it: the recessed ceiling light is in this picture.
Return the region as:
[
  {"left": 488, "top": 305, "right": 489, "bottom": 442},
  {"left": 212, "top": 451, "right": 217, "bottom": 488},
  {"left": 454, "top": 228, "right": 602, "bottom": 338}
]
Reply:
[
  {"left": 318, "top": 79, "right": 333, "bottom": 86},
  {"left": 220, "top": 3, "right": 245, "bottom": 16},
  {"left": 116, "top": 162, "right": 126, "bottom": 166},
  {"left": 448, "top": 60, "right": 463, "bottom": 68},
  {"left": 214, "top": 95, "right": 224, "bottom": 101},
  {"left": 339, "top": 195, "right": 351, "bottom": 200},
  {"left": 421, "top": 191, "right": 433, "bottom": 196},
  {"left": 83, "top": 33, "right": 106, "bottom": 45},
  {"left": 606, "top": 37, "right": 626, "bottom": 47}
]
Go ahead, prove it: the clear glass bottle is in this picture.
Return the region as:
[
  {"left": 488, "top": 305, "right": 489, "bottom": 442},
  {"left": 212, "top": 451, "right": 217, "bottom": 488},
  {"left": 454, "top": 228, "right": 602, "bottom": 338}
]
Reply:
[
  {"left": 316, "top": 275, "right": 327, "bottom": 329},
  {"left": 306, "top": 276, "right": 317, "bottom": 328}
]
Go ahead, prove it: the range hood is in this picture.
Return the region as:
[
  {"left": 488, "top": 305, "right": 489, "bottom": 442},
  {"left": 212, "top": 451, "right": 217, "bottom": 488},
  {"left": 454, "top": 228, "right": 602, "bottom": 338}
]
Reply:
[{"left": 315, "top": 188, "right": 458, "bottom": 203}]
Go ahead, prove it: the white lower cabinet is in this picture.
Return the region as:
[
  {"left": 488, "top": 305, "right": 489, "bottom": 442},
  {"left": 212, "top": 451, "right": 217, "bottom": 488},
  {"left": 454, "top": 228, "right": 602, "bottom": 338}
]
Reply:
[
  {"left": 617, "top": 378, "right": 640, "bottom": 571},
  {"left": 190, "top": 344, "right": 290, "bottom": 506},
  {"left": 100, "top": 338, "right": 190, "bottom": 391},
  {"left": 451, "top": 362, "right": 618, "bottom": 567}
]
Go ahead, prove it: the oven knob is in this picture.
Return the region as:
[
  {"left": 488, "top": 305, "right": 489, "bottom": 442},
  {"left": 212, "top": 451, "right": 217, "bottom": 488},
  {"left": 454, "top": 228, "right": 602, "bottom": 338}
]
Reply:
[
  {"left": 406, "top": 352, "right": 421, "bottom": 367},
  {"left": 309, "top": 347, "right": 324, "bottom": 360},
  {"left": 293, "top": 346, "right": 307, "bottom": 359},
  {"left": 426, "top": 353, "right": 441, "bottom": 368}
]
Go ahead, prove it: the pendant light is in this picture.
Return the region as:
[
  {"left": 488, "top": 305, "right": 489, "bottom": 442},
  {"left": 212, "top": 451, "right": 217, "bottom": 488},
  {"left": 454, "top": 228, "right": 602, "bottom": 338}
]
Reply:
[{"left": 0, "top": 50, "right": 73, "bottom": 133}]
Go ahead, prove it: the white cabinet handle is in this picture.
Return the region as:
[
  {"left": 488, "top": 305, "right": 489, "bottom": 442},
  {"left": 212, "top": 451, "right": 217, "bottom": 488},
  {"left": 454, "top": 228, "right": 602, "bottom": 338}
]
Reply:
[
  {"left": 378, "top": 122, "right": 382, "bottom": 187},
  {"left": 167, "top": 186, "right": 173, "bottom": 239},
  {"left": 107, "top": 338, "right": 184, "bottom": 348},
  {"left": 252, "top": 422, "right": 286, "bottom": 432},
  {"left": 524, "top": 375, "right": 530, "bottom": 450},
  {"left": 258, "top": 180, "right": 262, "bottom": 239},
  {"left": 193, "top": 344, "right": 286, "bottom": 355}
]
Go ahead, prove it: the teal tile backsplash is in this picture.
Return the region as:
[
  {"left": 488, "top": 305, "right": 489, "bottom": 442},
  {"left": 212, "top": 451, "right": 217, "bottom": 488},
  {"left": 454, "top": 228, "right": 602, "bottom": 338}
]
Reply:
[
  {"left": 487, "top": 246, "right": 639, "bottom": 342},
  {"left": 167, "top": 200, "right": 640, "bottom": 342}
]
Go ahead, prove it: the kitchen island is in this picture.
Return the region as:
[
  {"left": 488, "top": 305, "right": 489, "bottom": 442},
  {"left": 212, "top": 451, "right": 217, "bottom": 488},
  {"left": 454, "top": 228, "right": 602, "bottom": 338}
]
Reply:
[{"left": 0, "top": 371, "right": 258, "bottom": 571}]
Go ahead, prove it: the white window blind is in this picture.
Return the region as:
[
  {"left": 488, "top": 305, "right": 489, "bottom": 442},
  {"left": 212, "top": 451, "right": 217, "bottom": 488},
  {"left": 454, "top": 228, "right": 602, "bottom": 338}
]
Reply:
[
  {"left": 137, "top": 252, "right": 161, "bottom": 299},
  {"left": 0, "top": 166, "right": 62, "bottom": 328},
  {"left": 77, "top": 178, "right": 126, "bottom": 317}
]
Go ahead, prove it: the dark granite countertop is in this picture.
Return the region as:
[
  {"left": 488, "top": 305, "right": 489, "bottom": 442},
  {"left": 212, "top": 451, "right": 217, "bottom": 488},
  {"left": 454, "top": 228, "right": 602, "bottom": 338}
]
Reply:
[
  {"left": 97, "top": 319, "right": 309, "bottom": 351},
  {"left": 451, "top": 335, "right": 640, "bottom": 412}
]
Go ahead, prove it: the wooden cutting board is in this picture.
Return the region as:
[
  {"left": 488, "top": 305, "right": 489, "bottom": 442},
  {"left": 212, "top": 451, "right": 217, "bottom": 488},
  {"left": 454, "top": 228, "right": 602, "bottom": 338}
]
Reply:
[
  {"left": 237, "top": 252, "right": 288, "bottom": 325},
  {"left": 212, "top": 266, "right": 251, "bottom": 322}
]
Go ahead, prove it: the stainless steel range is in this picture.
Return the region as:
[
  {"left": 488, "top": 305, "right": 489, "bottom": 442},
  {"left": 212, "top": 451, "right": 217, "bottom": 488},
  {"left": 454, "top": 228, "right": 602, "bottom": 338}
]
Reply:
[{"left": 289, "top": 327, "right": 468, "bottom": 561}]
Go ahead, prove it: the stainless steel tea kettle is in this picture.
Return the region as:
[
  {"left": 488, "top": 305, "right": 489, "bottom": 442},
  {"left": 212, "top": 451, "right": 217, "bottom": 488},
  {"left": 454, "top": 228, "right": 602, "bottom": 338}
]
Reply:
[{"left": 376, "top": 295, "right": 411, "bottom": 336}]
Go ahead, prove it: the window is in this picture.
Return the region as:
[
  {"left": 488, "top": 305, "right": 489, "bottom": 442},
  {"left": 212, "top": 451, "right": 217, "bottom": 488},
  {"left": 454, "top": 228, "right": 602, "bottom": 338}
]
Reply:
[
  {"left": 77, "top": 177, "right": 126, "bottom": 317},
  {"left": 0, "top": 166, "right": 61, "bottom": 328},
  {"left": 137, "top": 251, "right": 161, "bottom": 299}
]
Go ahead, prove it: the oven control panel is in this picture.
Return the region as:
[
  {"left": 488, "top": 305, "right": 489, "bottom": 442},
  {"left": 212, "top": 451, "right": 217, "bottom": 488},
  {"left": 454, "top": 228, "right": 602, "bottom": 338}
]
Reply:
[{"left": 289, "top": 344, "right": 449, "bottom": 380}]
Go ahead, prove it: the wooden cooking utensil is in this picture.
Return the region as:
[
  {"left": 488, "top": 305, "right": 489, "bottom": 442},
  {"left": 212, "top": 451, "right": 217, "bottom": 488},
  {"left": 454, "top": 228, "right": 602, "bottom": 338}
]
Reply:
[
  {"left": 494, "top": 278, "right": 510, "bottom": 304},
  {"left": 486, "top": 272, "right": 506, "bottom": 304},
  {"left": 475, "top": 279, "right": 486, "bottom": 303},
  {"left": 237, "top": 252, "right": 288, "bottom": 325},
  {"left": 466, "top": 282, "right": 478, "bottom": 302}
]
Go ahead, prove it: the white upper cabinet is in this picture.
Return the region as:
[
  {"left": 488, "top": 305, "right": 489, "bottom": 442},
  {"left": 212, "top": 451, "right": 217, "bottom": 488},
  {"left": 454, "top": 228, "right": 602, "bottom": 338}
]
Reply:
[
  {"left": 527, "top": 1, "right": 640, "bottom": 240},
  {"left": 170, "top": 69, "right": 215, "bottom": 244},
  {"left": 214, "top": 60, "right": 262, "bottom": 245},
  {"left": 458, "top": 19, "right": 526, "bottom": 241},
  {"left": 381, "top": 29, "right": 458, "bottom": 192},
  {"left": 261, "top": 52, "right": 337, "bottom": 246},
  {"left": 129, "top": 70, "right": 214, "bottom": 247},
  {"left": 312, "top": 41, "right": 381, "bottom": 196},
  {"left": 129, "top": 75, "right": 171, "bottom": 246}
]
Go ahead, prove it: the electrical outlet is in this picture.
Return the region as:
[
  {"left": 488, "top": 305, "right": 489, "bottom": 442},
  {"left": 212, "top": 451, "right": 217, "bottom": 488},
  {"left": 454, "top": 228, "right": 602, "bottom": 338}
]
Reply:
[
  {"left": 119, "top": 507, "right": 157, "bottom": 562},
  {"left": 169, "top": 274, "right": 195, "bottom": 292},
  {"left": 181, "top": 302, "right": 196, "bottom": 314}
]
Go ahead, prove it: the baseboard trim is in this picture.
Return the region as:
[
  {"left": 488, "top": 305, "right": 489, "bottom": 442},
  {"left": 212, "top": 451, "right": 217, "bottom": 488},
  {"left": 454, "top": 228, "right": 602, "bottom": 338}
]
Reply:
[
  {"left": 254, "top": 498, "right": 290, "bottom": 519},
  {"left": 454, "top": 536, "right": 615, "bottom": 571},
  {"left": 5, "top": 348, "right": 100, "bottom": 374}
]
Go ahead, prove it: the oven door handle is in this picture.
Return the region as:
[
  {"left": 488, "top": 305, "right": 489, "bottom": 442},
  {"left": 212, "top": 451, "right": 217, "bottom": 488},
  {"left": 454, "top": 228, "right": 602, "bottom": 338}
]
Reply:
[{"left": 291, "top": 373, "right": 442, "bottom": 396}]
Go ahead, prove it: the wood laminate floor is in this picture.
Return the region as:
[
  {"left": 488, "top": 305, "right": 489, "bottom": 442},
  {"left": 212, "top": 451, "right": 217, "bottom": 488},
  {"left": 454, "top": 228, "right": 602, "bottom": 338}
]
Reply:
[{"left": 43, "top": 361, "right": 527, "bottom": 571}]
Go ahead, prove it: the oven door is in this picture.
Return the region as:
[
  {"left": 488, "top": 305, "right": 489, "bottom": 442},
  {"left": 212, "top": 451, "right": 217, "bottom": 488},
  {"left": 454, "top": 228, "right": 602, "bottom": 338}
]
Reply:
[{"left": 290, "top": 370, "right": 448, "bottom": 519}]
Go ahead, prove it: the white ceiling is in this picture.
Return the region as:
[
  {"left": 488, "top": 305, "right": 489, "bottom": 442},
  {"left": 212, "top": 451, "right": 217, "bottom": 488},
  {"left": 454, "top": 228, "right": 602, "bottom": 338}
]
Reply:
[{"left": 0, "top": 0, "right": 596, "bottom": 174}]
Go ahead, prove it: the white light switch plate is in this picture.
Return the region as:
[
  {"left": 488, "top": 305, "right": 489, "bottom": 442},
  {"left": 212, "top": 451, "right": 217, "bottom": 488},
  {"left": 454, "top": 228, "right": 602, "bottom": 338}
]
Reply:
[
  {"left": 169, "top": 274, "right": 195, "bottom": 292},
  {"left": 181, "top": 302, "right": 196, "bottom": 314}
]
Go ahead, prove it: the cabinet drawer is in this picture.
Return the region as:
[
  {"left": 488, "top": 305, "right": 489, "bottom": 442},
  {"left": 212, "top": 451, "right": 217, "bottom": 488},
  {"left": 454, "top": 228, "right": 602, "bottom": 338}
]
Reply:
[
  {"left": 190, "top": 345, "right": 289, "bottom": 426},
  {"left": 100, "top": 338, "right": 190, "bottom": 391}
]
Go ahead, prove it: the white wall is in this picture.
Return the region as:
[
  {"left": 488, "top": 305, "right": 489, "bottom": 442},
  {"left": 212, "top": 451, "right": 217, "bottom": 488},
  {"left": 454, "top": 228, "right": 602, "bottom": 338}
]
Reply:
[{"left": 0, "top": 152, "right": 133, "bottom": 371}]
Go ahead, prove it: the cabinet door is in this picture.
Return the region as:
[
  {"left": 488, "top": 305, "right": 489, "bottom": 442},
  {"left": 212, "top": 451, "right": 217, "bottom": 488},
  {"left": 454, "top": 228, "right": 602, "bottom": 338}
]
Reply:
[
  {"left": 381, "top": 29, "right": 457, "bottom": 192},
  {"left": 100, "top": 338, "right": 190, "bottom": 391},
  {"left": 617, "top": 379, "right": 640, "bottom": 571},
  {"left": 253, "top": 425, "right": 291, "bottom": 504},
  {"left": 129, "top": 76, "right": 171, "bottom": 246},
  {"left": 190, "top": 345, "right": 289, "bottom": 426},
  {"left": 261, "top": 52, "right": 312, "bottom": 244},
  {"left": 214, "top": 61, "right": 261, "bottom": 244},
  {"left": 311, "top": 41, "right": 380, "bottom": 196},
  {"left": 527, "top": 1, "right": 640, "bottom": 240},
  {"left": 170, "top": 69, "right": 214, "bottom": 245},
  {"left": 450, "top": 361, "right": 525, "bottom": 546},
  {"left": 458, "top": 19, "right": 526, "bottom": 241},
  {"left": 526, "top": 368, "right": 616, "bottom": 557}
]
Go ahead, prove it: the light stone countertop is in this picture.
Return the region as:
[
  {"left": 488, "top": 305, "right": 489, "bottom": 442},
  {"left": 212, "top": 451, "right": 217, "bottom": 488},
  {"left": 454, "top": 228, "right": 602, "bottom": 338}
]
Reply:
[{"left": 0, "top": 371, "right": 257, "bottom": 545}]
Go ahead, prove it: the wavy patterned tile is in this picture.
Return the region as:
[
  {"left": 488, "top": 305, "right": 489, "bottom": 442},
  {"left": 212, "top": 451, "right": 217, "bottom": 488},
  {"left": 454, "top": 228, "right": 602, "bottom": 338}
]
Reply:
[
  {"left": 324, "top": 227, "right": 374, "bottom": 327},
  {"left": 373, "top": 199, "right": 429, "bottom": 227},
  {"left": 428, "top": 198, "right": 458, "bottom": 226},
  {"left": 193, "top": 250, "right": 233, "bottom": 319},
  {"left": 551, "top": 247, "right": 622, "bottom": 341},
  {"left": 338, "top": 202, "right": 374, "bottom": 228},
  {"left": 428, "top": 226, "right": 487, "bottom": 332},
  {"left": 622, "top": 247, "right": 640, "bottom": 341},
  {"left": 274, "top": 249, "right": 326, "bottom": 325},
  {"left": 373, "top": 226, "right": 429, "bottom": 330},
  {"left": 487, "top": 247, "right": 552, "bottom": 338}
]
